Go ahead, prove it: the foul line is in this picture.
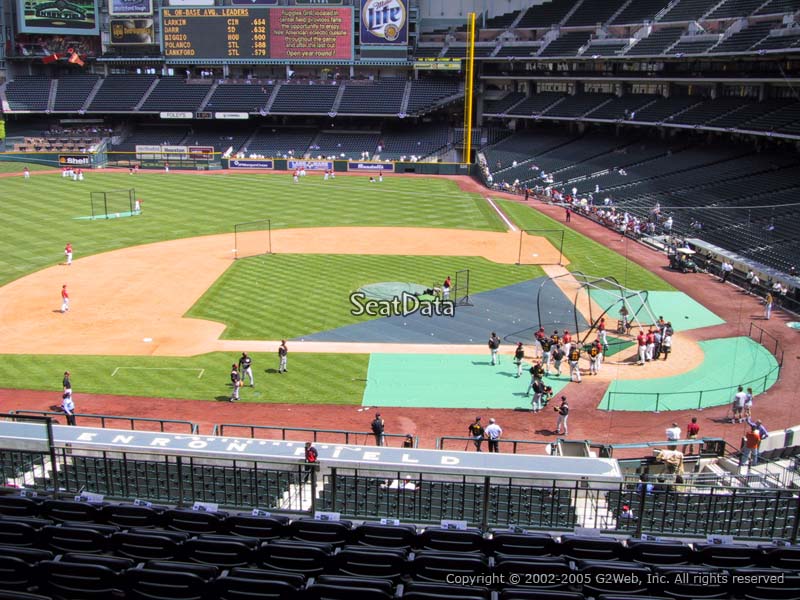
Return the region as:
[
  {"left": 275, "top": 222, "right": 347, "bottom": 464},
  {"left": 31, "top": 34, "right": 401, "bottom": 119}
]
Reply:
[
  {"left": 111, "top": 367, "right": 205, "bottom": 379},
  {"left": 485, "top": 197, "right": 517, "bottom": 232}
]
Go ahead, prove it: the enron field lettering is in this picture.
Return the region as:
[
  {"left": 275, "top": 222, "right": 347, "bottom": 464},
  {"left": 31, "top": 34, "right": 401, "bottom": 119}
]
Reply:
[{"left": 161, "top": 6, "right": 353, "bottom": 60}]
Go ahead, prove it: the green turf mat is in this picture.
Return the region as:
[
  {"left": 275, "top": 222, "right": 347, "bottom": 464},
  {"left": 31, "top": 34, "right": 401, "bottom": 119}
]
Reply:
[
  {"left": 602, "top": 335, "right": 635, "bottom": 358},
  {"left": 599, "top": 337, "right": 779, "bottom": 412},
  {"left": 587, "top": 289, "right": 723, "bottom": 332},
  {"left": 363, "top": 353, "right": 570, "bottom": 409}
]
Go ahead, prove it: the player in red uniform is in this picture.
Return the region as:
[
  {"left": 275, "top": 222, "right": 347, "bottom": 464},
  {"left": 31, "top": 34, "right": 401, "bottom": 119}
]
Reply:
[
  {"left": 60, "top": 284, "right": 70, "bottom": 313},
  {"left": 64, "top": 243, "right": 73, "bottom": 266}
]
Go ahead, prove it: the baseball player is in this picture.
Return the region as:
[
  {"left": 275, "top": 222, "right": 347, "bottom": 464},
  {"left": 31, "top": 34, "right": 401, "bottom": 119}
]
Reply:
[
  {"left": 598, "top": 317, "right": 608, "bottom": 349},
  {"left": 534, "top": 326, "right": 546, "bottom": 358},
  {"left": 467, "top": 417, "right": 484, "bottom": 452},
  {"left": 646, "top": 328, "right": 656, "bottom": 362},
  {"left": 278, "top": 340, "right": 288, "bottom": 373},
  {"left": 588, "top": 340, "right": 602, "bottom": 375},
  {"left": 554, "top": 396, "right": 569, "bottom": 435},
  {"left": 540, "top": 336, "right": 554, "bottom": 373},
  {"left": 64, "top": 243, "right": 73, "bottom": 266},
  {"left": 562, "top": 330, "right": 572, "bottom": 355},
  {"left": 62, "top": 374, "right": 76, "bottom": 426},
  {"left": 23, "top": 167, "right": 30, "bottom": 180},
  {"left": 442, "top": 276, "right": 451, "bottom": 301},
  {"left": 637, "top": 330, "right": 647, "bottom": 365},
  {"left": 488, "top": 332, "right": 500, "bottom": 366},
  {"left": 60, "top": 284, "right": 70, "bottom": 313},
  {"left": 568, "top": 345, "right": 582, "bottom": 383},
  {"left": 229, "top": 364, "right": 241, "bottom": 402},
  {"left": 239, "top": 352, "right": 254, "bottom": 387},
  {"left": 513, "top": 342, "right": 525, "bottom": 377},
  {"left": 164, "top": 161, "right": 170, "bottom": 173},
  {"left": 551, "top": 344, "right": 565, "bottom": 377}
]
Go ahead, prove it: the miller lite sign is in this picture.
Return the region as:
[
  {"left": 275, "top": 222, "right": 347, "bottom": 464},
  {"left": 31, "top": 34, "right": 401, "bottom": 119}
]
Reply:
[{"left": 360, "top": 0, "right": 408, "bottom": 45}]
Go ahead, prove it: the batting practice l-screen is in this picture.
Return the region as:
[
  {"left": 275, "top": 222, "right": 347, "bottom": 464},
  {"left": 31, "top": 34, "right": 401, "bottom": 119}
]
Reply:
[
  {"left": 518, "top": 229, "right": 565, "bottom": 265},
  {"left": 234, "top": 219, "right": 272, "bottom": 260},
  {"left": 89, "top": 189, "right": 136, "bottom": 220}
]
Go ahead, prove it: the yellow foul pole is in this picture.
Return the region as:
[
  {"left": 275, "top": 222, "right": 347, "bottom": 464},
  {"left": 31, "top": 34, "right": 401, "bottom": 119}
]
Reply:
[{"left": 462, "top": 11, "right": 476, "bottom": 164}]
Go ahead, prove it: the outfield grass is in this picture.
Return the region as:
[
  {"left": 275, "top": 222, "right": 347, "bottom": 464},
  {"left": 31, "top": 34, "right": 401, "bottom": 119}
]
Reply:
[
  {"left": 498, "top": 199, "right": 674, "bottom": 292},
  {"left": 188, "top": 254, "right": 544, "bottom": 339},
  {"left": 0, "top": 172, "right": 505, "bottom": 285},
  {"left": 0, "top": 160, "right": 57, "bottom": 173},
  {"left": 0, "top": 352, "right": 367, "bottom": 405}
]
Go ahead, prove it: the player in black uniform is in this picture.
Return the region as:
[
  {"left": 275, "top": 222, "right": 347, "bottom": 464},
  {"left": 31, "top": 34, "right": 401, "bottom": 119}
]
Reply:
[
  {"left": 540, "top": 337, "right": 554, "bottom": 373},
  {"left": 513, "top": 342, "right": 525, "bottom": 377},
  {"left": 238, "top": 352, "right": 254, "bottom": 387},
  {"left": 229, "top": 364, "right": 241, "bottom": 402},
  {"left": 568, "top": 346, "right": 582, "bottom": 383},
  {"left": 468, "top": 417, "right": 485, "bottom": 451}
]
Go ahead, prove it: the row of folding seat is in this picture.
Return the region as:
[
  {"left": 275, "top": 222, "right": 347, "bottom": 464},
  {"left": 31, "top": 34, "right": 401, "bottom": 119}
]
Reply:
[{"left": 3, "top": 542, "right": 799, "bottom": 600}]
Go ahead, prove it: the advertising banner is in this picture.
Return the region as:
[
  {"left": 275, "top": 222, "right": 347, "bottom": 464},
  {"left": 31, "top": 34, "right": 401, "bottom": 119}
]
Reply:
[
  {"left": 229, "top": 159, "right": 275, "bottom": 170},
  {"left": 18, "top": 0, "right": 100, "bottom": 35},
  {"left": 360, "top": 0, "right": 407, "bottom": 45},
  {"left": 59, "top": 154, "right": 91, "bottom": 167},
  {"left": 109, "top": 0, "right": 153, "bottom": 16},
  {"left": 110, "top": 18, "right": 155, "bottom": 44},
  {"left": 159, "top": 112, "right": 193, "bottom": 119},
  {"left": 288, "top": 160, "right": 333, "bottom": 171},
  {"left": 347, "top": 162, "right": 395, "bottom": 172},
  {"left": 214, "top": 112, "right": 250, "bottom": 120}
]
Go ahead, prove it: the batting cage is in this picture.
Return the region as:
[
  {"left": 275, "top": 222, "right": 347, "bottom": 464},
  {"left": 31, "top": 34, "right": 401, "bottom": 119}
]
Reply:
[
  {"left": 234, "top": 219, "right": 272, "bottom": 260},
  {"left": 89, "top": 189, "right": 136, "bottom": 220},
  {"left": 536, "top": 272, "right": 659, "bottom": 351},
  {"left": 517, "top": 229, "right": 565, "bottom": 266}
]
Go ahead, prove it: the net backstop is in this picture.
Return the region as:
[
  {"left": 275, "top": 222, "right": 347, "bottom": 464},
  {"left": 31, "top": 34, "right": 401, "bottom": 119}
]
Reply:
[
  {"left": 234, "top": 219, "right": 272, "bottom": 260},
  {"left": 89, "top": 189, "right": 136, "bottom": 220}
]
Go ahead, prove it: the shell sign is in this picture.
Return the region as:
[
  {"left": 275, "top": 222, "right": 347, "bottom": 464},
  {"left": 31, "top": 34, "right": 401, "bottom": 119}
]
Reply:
[{"left": 360, "top": 0, "right": 408, "bottom": 45}]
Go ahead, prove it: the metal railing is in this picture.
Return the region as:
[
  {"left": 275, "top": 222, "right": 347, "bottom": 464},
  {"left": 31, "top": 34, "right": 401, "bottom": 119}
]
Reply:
[
  {"left": 436, "top": 436, "right": 551, "bottom": 454},
  {"left": 8, "top": 410, "right": 199, "bottom": 434},
  {"left": 212, "top": 423, "right": 417, "bottom": 447},
  {"left": 605, "top": 321, "right": 783, "bottom": 413}
]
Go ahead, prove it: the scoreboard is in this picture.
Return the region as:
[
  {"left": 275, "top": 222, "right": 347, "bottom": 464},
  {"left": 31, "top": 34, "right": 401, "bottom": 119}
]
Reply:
[{"left": 161, "top": 6, "right": 353, "bottom": 60}]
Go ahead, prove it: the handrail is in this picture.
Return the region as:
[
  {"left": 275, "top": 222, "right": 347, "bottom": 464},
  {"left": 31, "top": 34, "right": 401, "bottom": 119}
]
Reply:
[
  {"left": 212, "top": 423, "right": 418, "bottom": 447},
  {"left": 436, "top": 436, "right": 551, "bottom": 453},
  {"left": 8, "top": 410, "right": 198, "bottom": 434}
]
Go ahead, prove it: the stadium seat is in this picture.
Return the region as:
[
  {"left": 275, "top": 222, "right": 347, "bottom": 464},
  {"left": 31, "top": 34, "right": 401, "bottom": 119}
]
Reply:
[
  {"left": 0, "top": 593, "right": 52, "bottom": 600},
  {"left": 287, "top": 517, "right": 352, "bottom": 547},
  {"left": 0, "top": 554, "right": 36, "bottom": 590},
  {"left": 142, "top": 559, "right": 219, "bottom": 581},
  {"left": 224, "top": 514, "right": 288, "bottom": 540},
  {"left": 256, "top": 540, "right": 332, "bottom": 576},
  {"left": 41, "top": 499, "right": 103, "bottom": 523},
  {"left": 228, "top": 566, "right": 305, "bottom": 588},
  {"left": 165, "top": 508, "right": 227, "bottom": 535},
  {"left": 0, "top": 495, "right": 41, "bottom": 517},
  {"left": 61, "top": 552, "right": 134, "bottom": 572},
  {"left": 182, "top": 535, "right": 256, "bottom": 567},
  {"left": 559, "top": 534, "right": 626, "bottom": 561},
  {"left": 0, "top": 544, "right": 52, "bottom": 563},
  {"left": 489, "top": 531, "right": 557, "bottom": 556},
  {"left": 733, "top": 568, "right": 800, "bottom": 600},
  {"left": 306, "top": 582, "right": 394, "bottom": 600},
  {"left": 0, "top": 517, "right": 42, "bottom": 546},
  {"left": 693, "top": 543, "right": 761, "bottom": 568},
  {"left": 654, "top": 565, "right": 729, "bottom": 599},
  {"left": 625, "top": 539, "right": 692, "bottom": 565},
  {"left": 577, "top": 560, "right": 650, "bottom": 596},
  {"left": 494, "top": 554, "right": 572, "bottom": 589},
  {"left": 38, "top": 560, "right": 121, "bottom": 600},
  {"left": 418, "top": 527, "right": 486, "bottom": 552},
  {"left": 759, "top": 544, "right": 800, "bottom": 569},
  {"left": 499, "top": 591, "right": 585, "bottom": 600},
  {"left": 402, "top": 581, "right": 490, "bottom": 600},
  {"left": 214, "top": 574, "right": 299, "bottom": 600},
  {"left": 411, "top": 549, "right": 489, "bottom": 582},
  {"left": 125, "top": 568, "right": 207, "bottom": 600},
  {"left": 326, "top": 546, "right": 406, "bottom": 581},
  {"left": 40, "top": 523, "right": 114, "bottom": 554},
  {"left": 110, "top": 530, "right": 187, "bottom": 561},
  {"left": 353, "top": 522, "right": 418, "bottom": 549},
  {"left": 100, "top": 503, "right": 165, "bottom": 528}
]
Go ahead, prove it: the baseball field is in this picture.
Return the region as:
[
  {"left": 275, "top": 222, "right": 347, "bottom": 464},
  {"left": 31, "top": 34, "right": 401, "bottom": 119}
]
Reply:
[{"left": 0, "top": 166, "right": 787, "bottom": 446}]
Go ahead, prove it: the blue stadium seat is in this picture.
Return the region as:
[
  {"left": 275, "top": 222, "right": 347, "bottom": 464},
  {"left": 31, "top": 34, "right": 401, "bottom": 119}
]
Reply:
[
  {"left": 625, "top": 539, "right": 692, "bottom": 565},
  {"left": 0, "top": 495, "right": 41, "bottom": 517},
  {"left": 214, "top": 574, "right": 299, "bottom": 600},
  {"left": 100, "top": 503, "right": 165, "bottom": 528},
  {"left": 224, "top": 514, "right": 288, "bottom": 540},
  {"left": 577, "top": 560, "right": 650, "bottom": 596},
  {"left": 411, "top": 549, "right": 489, "bottom": 582},
  {"left": 353, "top": 522, "right": 418, "bottom": 549},
  {"left": 39, "top": 560, "right": 121, "bottom": 600},
  {"left": 693, "top": 543, "right": 762, "bottom": 568},
  {"left": 110, "top": 530, "right": 188, "bottom": 561},
  {"left": 288, "top": 517, "right": 352, "bottom": 547},
  {"left": 42, "top": 499, "right": 103, "bottom": 523},
  {"left": 40, "top": 523, "right": 115, "bottom": 554},
  {"left": 403, "top": 581, "right": 490, "bottom": 600},
  {"left": 326, "top": 546, "right": 406, "bottom": 581},
  {"left": 125, "top": 568, "right": 208, "bottom": 600},
  {"left": 256, "top": 540, "right": 332, "bottom": 576},
  {"left": 418, "top": 527, "right": 486, "bottom": 553},
  {"left": 182, "top": 535, "right": 257, "bottom": 568},
  {"left": 558, "top": 534, "right": 626, "bottom": 561},
  {"left": 489, "top": 531, "right": 557, "bottom": 556},
  {"left": 495, "top": 554, "right": 572, "bottom": 589},
  {"left": 165, "top": 508, "right": 227, "bottom": 535}
]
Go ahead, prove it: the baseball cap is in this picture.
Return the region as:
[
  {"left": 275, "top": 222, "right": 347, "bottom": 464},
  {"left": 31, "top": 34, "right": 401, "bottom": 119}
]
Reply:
[
  {"left": 489, "top": 418, "right": 496, "bottom": 423},
  {"left": 476, "top": 416, "right": 481, "bottom": 420}
]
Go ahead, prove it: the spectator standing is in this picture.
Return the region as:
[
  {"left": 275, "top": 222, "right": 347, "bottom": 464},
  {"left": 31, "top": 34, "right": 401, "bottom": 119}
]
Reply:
[
  {"left": 746, "top": 417, "right": 768, "bottom": 464},
  {"left": 665, "top": 422, "right": 681, "bottom": 451},
  {"left": 371, "top": 413, "right": 385, "bottom": 446},
  {"left": 485, "top": 418, "right": 502, "bottom": 453},
  {"left": 740, "top": 426, "right": 761, "bottom": 468},
  {"left": 732, "top": 386, "right": 748, "bottom": 423},
  {"left": 304, "top": 441, "right": 318, "bottom": 481},
  {"left": 764, "top": 292, "right": 774, "bottom": 320},
  {"left": 402, "top": 434, "right": 414, "bottom": 449}
]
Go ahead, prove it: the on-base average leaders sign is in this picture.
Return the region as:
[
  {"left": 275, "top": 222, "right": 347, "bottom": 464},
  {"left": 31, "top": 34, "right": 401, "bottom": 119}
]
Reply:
[{"left": 161, "top": 6, "right": 353, "bottom": 60}]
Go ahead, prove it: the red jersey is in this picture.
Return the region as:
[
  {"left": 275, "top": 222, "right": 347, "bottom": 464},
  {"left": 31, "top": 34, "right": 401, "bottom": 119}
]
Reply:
[
  {"left": 598, "top": 320, "right": 605, "bottom": 331},
  {"left": 687, "top": 422, "right": 700, "bottom": 436},
  {"left": 61, "top": 287, "right": 69, "bottom": 299},
  {"left": 563, "top": 332, "right": 572, "bottom": 344},
  {"left": 646, "top": 332, "right": 655, "bottom": 344},
  {"left": 65, "top": 244, "right": 72, "bottom": 253},
  {"left": 637, "top": 333, "right": 646, "bottom": 346}
]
